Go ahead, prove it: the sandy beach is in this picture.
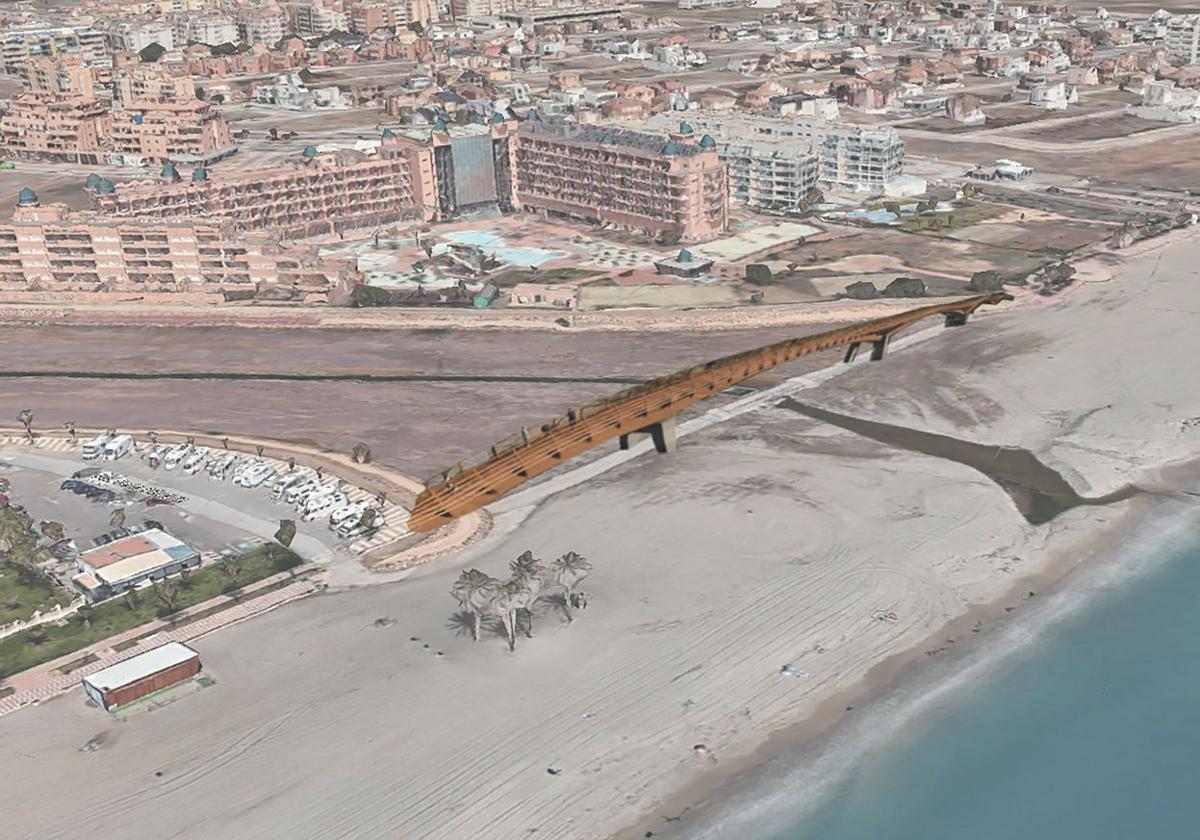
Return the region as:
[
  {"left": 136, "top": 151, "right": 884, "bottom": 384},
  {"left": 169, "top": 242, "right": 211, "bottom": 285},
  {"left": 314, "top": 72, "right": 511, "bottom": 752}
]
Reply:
[{"left": 0, "top": 227, "right": 1197, "bottom": 840}]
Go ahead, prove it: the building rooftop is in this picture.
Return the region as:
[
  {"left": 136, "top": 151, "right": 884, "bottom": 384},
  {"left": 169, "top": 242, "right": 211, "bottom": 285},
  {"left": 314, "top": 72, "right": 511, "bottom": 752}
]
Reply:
[
  {"left": 83, "top": 642, "right": 198, "bottom": 693},
  {"left": 520, "top": 121, "right": 710, "bottom": 157}
]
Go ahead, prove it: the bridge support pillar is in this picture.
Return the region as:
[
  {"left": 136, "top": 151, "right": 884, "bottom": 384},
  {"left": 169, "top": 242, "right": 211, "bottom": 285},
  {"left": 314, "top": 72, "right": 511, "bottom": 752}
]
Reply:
[
  {"left": 843, "top": 342, "right": 862, "bottom": 363},
  {"left": 620, "top": 416, "right": 677, "bottom": 454},
  {"left": 869, "top": 334, "right": 892, "bottom": 361},
  {"left": 944, "top": 311, "right": 969, "bottom": 327}
]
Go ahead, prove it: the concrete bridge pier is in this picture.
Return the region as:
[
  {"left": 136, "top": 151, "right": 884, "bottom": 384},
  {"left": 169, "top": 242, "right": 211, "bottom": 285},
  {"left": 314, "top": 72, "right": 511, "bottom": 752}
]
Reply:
[{"left": 620, "top": 416, "right": 677, "bottom": 454}]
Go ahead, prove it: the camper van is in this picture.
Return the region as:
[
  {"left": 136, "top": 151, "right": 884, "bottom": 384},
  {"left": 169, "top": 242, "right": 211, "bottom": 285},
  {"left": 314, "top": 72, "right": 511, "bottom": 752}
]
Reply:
[
  {"left": 102, "top": 434, "right": 134, "bottom": 461},
  {"left": 271, "top": 472, "right": 307, "bottom": 500},
  {"left": 162, "top": 443, "right": 193, "bottom": 470},
  {"left": 81, "top": 433, "right": 113, "bottom": 461},
  {"left": 182, "top": 447, "right": 211, "bottom": 475},
  {"left": 145, "top": 444, "right": 169, "bottom": 468},
  {"left": 208, "top": 453, "right": 238, "bottom": 479}
]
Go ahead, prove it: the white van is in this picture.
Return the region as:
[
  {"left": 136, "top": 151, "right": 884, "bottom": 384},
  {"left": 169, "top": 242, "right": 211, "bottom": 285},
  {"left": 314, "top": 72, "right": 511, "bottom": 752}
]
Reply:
[
  {"left": 295, "top": 482, "right": 336, "bottom": 508},
  {"left": 243, "top": 465, "right": 277, "bottom": 488},
  {"left": 302, "top": 493, "right": 345, "bottom": 522},
  {"left": 162, "top": 443, "right": 193, "bottom": 470},
  {"left": 81, "top": 433, "right": 113, "bottom": 461},
  {"left": 102, "top": 434, "right": 134, "bottom": 461},
  {"left": 338, "top": 512, "right": 384, "bottom": 540}
]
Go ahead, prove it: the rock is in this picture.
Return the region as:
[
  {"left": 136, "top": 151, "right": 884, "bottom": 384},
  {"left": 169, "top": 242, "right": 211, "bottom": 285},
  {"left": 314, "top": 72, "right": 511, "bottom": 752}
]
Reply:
[
  {"left": 883, "top": 277, "right": 927, "bottom": 298},
  {"left": 968, "top": 270, "right": 1005, "bottom": 292},
  {"left": 843, "top": 280, "right": 879, "bottom": 300}
]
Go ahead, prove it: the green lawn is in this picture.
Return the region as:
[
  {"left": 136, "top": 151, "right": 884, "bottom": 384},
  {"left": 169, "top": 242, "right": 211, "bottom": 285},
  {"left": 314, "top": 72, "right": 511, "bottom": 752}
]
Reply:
[
  {"left": 0, "top": 562, "right": 66, "bottom": 624},
  {"left": 0, "top": 545, "right": 302, "bottom": 681}
]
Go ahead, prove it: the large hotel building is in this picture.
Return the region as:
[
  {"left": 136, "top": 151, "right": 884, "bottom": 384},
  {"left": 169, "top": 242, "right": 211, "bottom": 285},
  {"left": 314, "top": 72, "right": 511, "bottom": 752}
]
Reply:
[{"left": 93, "top": 119, "right": 730, "bottom": 243}]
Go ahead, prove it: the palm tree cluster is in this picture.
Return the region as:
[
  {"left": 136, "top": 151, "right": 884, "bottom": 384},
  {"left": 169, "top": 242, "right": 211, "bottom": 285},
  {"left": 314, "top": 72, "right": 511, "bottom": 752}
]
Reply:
[{"left": 451, "top": 550, "right": 592, "bottom": 652}]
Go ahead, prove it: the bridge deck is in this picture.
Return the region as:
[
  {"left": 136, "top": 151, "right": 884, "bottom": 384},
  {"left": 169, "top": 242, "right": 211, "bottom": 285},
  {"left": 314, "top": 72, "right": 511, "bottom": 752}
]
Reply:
[{"left": 408, "top": 293, "right": 1011, "bottom": 532}]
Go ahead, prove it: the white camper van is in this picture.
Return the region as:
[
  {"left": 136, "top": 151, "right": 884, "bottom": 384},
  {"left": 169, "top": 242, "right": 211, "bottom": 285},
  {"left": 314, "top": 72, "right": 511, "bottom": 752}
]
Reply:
[
  {"left": 102, "top": 434, "right": 134, "bottom": 461},
  {"left": 81, "top": 433, "right": 113, "bottom": 460}
]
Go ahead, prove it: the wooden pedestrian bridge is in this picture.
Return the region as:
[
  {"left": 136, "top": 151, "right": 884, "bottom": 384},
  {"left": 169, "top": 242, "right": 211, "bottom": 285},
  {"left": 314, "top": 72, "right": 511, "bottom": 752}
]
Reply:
[{"left": 408, "top": 292, "right": 1012, "bottom": 532}]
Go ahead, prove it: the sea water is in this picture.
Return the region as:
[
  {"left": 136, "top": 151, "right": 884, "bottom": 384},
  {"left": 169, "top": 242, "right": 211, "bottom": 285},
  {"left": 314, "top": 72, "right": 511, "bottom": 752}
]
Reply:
[{"left": 769, "top": 512, "right": 1200, "bottom": 840}]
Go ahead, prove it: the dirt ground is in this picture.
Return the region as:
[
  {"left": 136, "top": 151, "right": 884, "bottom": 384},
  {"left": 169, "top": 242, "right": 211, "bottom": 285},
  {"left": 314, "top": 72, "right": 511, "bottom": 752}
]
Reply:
[{"left": 0, "top": 325, "right": 850, "bottom": 478}]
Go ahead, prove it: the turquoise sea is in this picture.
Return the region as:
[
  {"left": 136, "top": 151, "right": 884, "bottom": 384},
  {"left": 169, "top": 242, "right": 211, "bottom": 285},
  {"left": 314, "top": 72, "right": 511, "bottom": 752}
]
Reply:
[{"left": 699, "top": 507, "right": 1200, "bottom": 840}]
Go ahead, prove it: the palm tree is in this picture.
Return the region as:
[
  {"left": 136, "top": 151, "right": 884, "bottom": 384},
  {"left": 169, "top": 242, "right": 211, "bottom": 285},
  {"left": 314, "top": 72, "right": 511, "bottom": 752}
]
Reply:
[
  {"left": 16, "top": 409, "right": 34, "bottom": 443},
  {"left": 551, "top": 551, "right": 592, "bottom": 622},
  {"left": 490, "top": 578, "right": 526, "bottom": 652},
  {"left": 147, "top": 430, "right": 159, "bottom": 447},
  {"left": 508, "top": 551, "right": 546, "bottom": 638},
  {"left": 287, "top": 456, "right": 296, "bottom": 472},
  {"left": 451, "top": 569, "right": 499, "bottom": 642},
  {"left": 63, "top": 421, "right": 77, "bottom": 444}
]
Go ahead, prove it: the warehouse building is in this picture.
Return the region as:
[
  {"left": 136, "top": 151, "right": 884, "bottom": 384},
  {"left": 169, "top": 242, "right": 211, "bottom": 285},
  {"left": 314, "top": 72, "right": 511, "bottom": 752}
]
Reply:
[
  {"left": 72, "top": 530, "right": 202, "bottom": 602},
  {"left": 83, "top": 642, "right": 202, "bottom": 710}
]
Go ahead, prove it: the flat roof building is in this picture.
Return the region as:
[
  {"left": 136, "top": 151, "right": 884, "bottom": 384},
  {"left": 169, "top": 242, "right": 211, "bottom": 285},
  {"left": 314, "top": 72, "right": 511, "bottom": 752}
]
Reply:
[
  {"left": 109, "top": 99, "right": 236, "bottom": 166},
  {"left": 73, "top": 528, "right": 201, "bottom": 601},
  {"left": 83, "top": 642, "right": 201, "bottom": 710}
]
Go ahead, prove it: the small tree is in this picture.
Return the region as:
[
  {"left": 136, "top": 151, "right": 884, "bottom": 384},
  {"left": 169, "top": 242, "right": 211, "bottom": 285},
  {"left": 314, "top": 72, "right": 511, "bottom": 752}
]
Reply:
[
  {"left": 40, "top": 520, "right": 65, "bottom": 542},
  {"left": 76, "top": 605, "right": 94, "bottom": 628},
  {"left": 109, "top": 509, "right": 126, "bottom": 529},
  {"left": 17, "top": 409, "right": 34, "bottom": 443},
  {"left": 125, "top": 588, "right": 140, "bottom": 612},
  {"left": 138, "top": 42, "right": 166, "bottom": 63},
  {"left": 151, "top": 578, "right": 179, "bottom": 614},
  {"left": 220, "top": 554, "right": 242, "bottom": 583},
  {"left": 63, "top": 421, "right": 77, "bottom": 444},
  {"left": 352, "top": 442, "right": 372, "bottom": 464},
  {"left": 451, "top": 569, "right": 500, "bottom": 642}
]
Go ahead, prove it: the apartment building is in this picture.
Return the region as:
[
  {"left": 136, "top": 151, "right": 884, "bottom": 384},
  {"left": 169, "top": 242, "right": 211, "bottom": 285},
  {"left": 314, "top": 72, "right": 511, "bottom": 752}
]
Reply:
[
  {"left": 286, "top": 1, "right": 351, "bottom": 36},
  {"left": 94, "top": 140, "right": 431, "bottom": 239},
  {"left": 185, "top": 16, "right": 239, "bottom": 46},
  {"left": 1, "top": 189, "right": 357, "bottom": 295},
  {"left": 237, "top": 9, "right": 288, "bottom": 45},
  {"left": 0, "top": 92, "right": 112, "bottom": 164},
  {"left": 21, "top": 55, "right": 98, "bottom": 98},
  {"left": 114, "top": 66, "right": 196, "bottom": 107},
  {"left": 513, "top": 122, "right": 728, "bottom": 242},
  {"left": 1, "top": 26, "right": 108, "bottom": 74},
  {"left": 647, "top": 112, "right": 904, "bottom": 193},
  {"left": 109, "top": 99, "right": 236, "bottom": 165},
  {"left": 1165, "top": 15, "right": 1200, "bottom": 64},
  {"left": 106, "top": 20, "right": 176, "bottom": 54}
]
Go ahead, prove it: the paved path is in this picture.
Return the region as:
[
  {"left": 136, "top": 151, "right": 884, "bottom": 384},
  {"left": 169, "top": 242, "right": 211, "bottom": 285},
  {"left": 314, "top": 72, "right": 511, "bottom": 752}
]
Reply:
[{"left": 0, "top": 577, "right": 318, "bottom": 718}]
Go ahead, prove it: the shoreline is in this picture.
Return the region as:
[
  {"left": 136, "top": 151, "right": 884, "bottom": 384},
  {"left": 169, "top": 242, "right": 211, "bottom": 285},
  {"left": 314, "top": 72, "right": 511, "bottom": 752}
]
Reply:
[{"left": 623, "top": 472, "right": 1200, "bottom": 839}]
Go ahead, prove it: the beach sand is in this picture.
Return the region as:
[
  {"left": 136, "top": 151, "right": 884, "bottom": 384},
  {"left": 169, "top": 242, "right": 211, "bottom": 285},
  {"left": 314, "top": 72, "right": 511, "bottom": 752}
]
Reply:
[{"left": 0, "top": 228, "right": 1197, "bottom": 839}]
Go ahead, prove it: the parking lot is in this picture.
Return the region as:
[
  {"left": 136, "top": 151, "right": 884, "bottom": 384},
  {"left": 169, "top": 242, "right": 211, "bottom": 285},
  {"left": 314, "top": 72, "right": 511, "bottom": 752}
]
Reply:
[{"left": 0, "top": 438, "right": 380, "bottom": 582}]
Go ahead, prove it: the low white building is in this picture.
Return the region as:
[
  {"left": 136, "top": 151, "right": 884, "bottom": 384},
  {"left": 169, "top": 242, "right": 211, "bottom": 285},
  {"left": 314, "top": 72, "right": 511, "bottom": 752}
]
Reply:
[
  {"left": 1028, "top": 81, "right": 1074, "bottom": 110},
  {"left": 1129, "top": 79, "right": 1200, "bottom": 123},
  {"left": 256, "top": 72, "right": 348, "bottom": 110},
  {"left": 73, "top": 529, "right": 202, "bottom": 602}
]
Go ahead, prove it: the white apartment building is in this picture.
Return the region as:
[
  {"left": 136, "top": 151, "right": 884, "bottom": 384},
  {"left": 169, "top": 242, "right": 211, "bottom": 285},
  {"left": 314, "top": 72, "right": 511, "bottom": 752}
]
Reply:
[
  {"left": 286, "top": 1, "right": 351, "bottom": 36},
  {"left": 107, "top": 21, "right": 176, "bottom": 54},
  {"left": 1, "top": 26, "right": 108, "bottom": 73},
  {"left": 648, "top": 112, "right": 904, "bottom": 193},
  {"left": 1165, "top": 15, "right": 1200, "bottom": 64},
  {"left": 186, "top": 16, "right": 239, "bottom": 46}
]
